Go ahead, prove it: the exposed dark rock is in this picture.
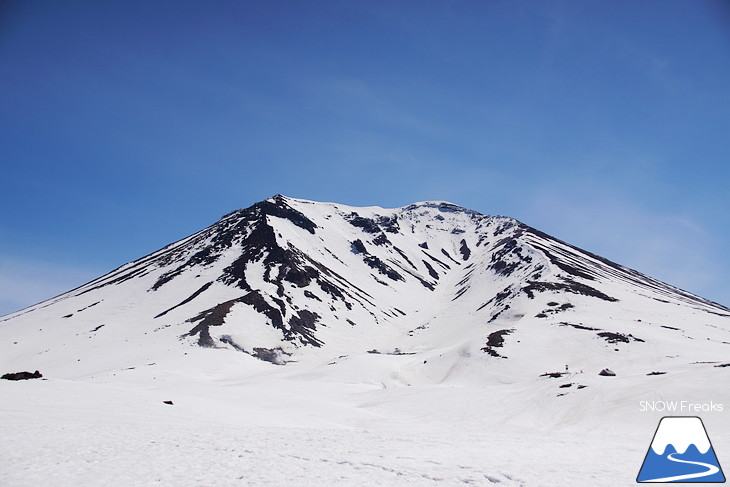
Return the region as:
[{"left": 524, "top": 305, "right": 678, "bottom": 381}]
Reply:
[
  {"left": 422, "top": 251, "right": 450, "bottom": 270},
  {"left": 521, "top": 223, "right": 730, "bottom": 313},
  {"left": 252, "top": 347, "right": 288, "bottom": 364},
  {"left": 558, "top": 322, "right": 600, "bottom": 331},
  {"left": 536, "top": 302, "right": 575, "bottom": 318},
  {"left": 258, "top": 196, "right": 317, "bottom": 234},
  {"left": 303, "top": 290, "right": 321, "bottom": 302},
  {"left": 481, "top": 329, "right": 514, "bottom": 357},
  {"left": 522, "top": 280, "right": 618, "bottom": 302},
  {"left": 488, "top": 304, "right": 510, "bottom": 323},
  {"left": 492, "top": 221, "right": 514, "bottom": 236},
  {"left": 182, "top": 298, "right": 241, "bottom": 347},
  {"left": 477, "top": 287, "right": 513, "bottom": 312},
  {"left": 452, "top": 286, "right": 469, "bottom": 301},
  {"left": 422, "top": 260, "right": 439, "bottom": 280},
  {"left": 219, "top": 334, "right": 247, "bottom": 352},
  {"left": 441, "top": 249, "right": 460, "bottom": 265},
  {"left": 155, "top": 282, "right": 213, "bottom": 318},
  {"left": 347, "top": 214, "right": 380, "bottom": 233},
  {"left": 597, "top": 332, "right": 644, "bottom": 344},
  {"left": 393, "top": 246, "right": 417, "bottom": 271},
  {"left": 351, "top": 239, "right": 368, "bottom": 254},
  {"left": 163, "top": 400, "right": 174, "bottom": 405},
  {"left": 362, "top": 255, "right": 404, "bottom": 282},
  {"left": 377, "top": 215, "right": 400, "bottom": 233},
  {"left": 373, "top": 233, "right": 390, "bottom": 246},
  {"left": 2, "top": 370, "right": 42, "bottom": 380},
  {"left": 288, "top": 310, "right": 323, "bottom": 347},
  {"left": 459, "top": 239, "right": 471, "bottom": 260},
  {"left": 488, "top": 237, "right": 531, "bottom": 277},
  {"left": 77, "top": 301, "right": 101, "bottom": 312},
  {"left": 540, "top": 372, "right": 566, "bottom": 378},
  {"left": 184, "top": 291, "right": 323, "bottom": 349},
  {"left": 599, "top": 368, "right": 616, "bottom": 376}
]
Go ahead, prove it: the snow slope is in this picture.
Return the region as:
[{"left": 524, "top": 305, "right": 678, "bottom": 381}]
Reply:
[{"left": 1, "top": 195, "right": 729, "bottom": 486}]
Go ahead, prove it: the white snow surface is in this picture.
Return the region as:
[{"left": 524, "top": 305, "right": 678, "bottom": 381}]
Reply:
[{"left": 2, "top": 195, "right": 730, "bottom": 486}]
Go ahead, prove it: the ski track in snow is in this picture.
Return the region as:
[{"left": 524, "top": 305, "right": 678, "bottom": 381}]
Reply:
[
  {"left": 0, "top": 376, "right": 660, "bottom": 487},
  {"left": 1, "top": 419, "right": 636, "bottom": 487}
]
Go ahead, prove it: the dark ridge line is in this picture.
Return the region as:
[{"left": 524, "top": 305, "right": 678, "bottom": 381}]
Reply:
[
  {"left": 306, "top": 259, "right": 378, "bottom": 310},
  {"left": 421, "top": 250, "right": 451, "bottom": 270},
  {"left": 75, "top": 210, "right": 241, "bottom": 296},
  {"left": 155, "top": 282, "right": 214, "bottom": 318},
  {"left": 78, "top": 266, "right": 151, "bottom": 296},
  {"left": 393, "top": 246, "right": 418, "bottom": 271},
  {"left": 361, "top": 254, "right": 404, "bottom": 282},
  {"left": 476, "top": 286, "right": 513, "bottom": 312},
  {"left": 522, "top": 225, "right": 730, "bottom": 312},
  {"left": 522, "top": 279, "right": 618, "bottom": 302},
  {"left": 528, "top": 242, "right": 598, "bottom": 282},
  {"left": 422, "top": 260, "right": 439, "bottom": 280},
  {"left": 558, "top": 322, "right": 600, "bottom": 331},
  {"left": 440, "top": 248, "right": 461, "bottom": 266},
  {"left": 456, "top": 269, "right": 475, "bottom": 287},
  {"left": 452, "top": 286, "right": 469, "bottom": 301},
  {"left": 183, "top": 291, "right": 323, "bottom": 348},
  {"left": 301, "top": 252, "right": 375, "bottom": 302},
  {"left": 389, "top": 262, "right": 435, "bottom": 291},
  {"left": 77, "top": 301, "right": 101, "bottom": 313}
]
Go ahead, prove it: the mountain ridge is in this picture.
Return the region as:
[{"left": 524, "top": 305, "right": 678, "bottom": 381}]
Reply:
[{"left": 2, "top": 195, "right": 729, "bottom": 386}]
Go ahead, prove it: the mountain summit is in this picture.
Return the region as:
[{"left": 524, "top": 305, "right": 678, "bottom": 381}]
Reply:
[{"left": 2, "top": 195, "right": 729, "bottom": 381}]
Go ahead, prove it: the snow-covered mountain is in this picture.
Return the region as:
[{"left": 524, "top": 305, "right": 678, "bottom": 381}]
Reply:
[
  {"left": 2, "top": 194, "right": 729, "bottom": 380},
  {"left": 3, "top": 195, "right": 730, "bottom": 487}
]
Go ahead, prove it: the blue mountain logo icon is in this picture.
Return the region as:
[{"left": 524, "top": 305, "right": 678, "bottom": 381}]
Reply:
[{"left": 637, "top": 416, "right": 725, "bottom": 483}]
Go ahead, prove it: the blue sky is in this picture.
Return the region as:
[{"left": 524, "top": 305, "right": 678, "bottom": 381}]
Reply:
[{"left": 1, "top": 0, "right": 730, "bottom": 315}]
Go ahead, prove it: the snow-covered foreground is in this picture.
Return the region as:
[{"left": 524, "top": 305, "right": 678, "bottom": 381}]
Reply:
[
  {"left": 2, "top": 355, "right": 727, "bottom": 487},
  {"left": 0, "top": 382, "right": 630, "bottom": 487}
]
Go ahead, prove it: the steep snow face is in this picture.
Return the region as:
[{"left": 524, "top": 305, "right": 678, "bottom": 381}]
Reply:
[{"left": 1, "top": 195, "right": 729, "bottom": 384}]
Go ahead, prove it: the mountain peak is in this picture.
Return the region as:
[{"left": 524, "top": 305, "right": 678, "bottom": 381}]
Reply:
[{"left": 2, "top": 196, "right": 728, "bottom": 386}]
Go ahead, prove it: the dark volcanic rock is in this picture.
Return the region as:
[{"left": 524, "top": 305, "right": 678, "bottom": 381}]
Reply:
[
  {"left": 481, "top": 329, "right": 514, "bottom": 358},
  {"left": 2, "top": 370, "right": 42, "bottom": 380}
]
